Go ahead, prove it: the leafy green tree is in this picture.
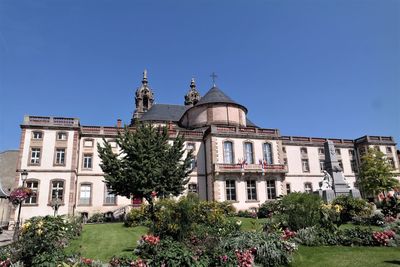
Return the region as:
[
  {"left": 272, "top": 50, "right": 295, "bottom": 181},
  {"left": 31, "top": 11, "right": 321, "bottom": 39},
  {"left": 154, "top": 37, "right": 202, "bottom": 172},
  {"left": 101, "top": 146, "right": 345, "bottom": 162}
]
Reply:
[
  {"left": 97, "top": 123, "right": 193, "bottom": 222},
  {"left": 358, "top": 148, "right": 399, "bottom": 197}
]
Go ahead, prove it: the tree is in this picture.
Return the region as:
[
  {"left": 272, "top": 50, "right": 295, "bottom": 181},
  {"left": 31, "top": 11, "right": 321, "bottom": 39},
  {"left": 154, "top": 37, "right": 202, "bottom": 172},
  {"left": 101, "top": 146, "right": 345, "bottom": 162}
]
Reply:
[
  {"left": 97, "top": 123, "right": 193, "bottom": 222},
  {"left": 358, "top": 148, "right": 399, "bottom": 197}
]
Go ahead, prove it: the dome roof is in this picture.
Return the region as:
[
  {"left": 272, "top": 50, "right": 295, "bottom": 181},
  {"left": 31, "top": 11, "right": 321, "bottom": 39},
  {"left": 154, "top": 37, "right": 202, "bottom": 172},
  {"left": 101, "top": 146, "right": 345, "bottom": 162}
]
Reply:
[{"left": 195, "top": 86, "right": 247, "bottom": 113}]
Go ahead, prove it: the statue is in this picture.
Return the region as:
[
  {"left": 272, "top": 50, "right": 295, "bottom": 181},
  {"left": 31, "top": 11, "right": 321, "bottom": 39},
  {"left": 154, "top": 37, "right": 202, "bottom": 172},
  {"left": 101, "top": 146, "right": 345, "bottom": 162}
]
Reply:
[{"left": 321, "top": 170, "right": 333, "bottom": 190}]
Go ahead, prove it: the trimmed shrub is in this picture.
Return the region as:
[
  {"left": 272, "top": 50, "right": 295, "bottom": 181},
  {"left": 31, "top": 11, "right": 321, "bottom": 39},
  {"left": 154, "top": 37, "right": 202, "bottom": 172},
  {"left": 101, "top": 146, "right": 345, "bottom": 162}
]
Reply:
[
  {"left": 332, "top": 195, "right": 372, "bottom": 224},
  {"left": 279, "top": 192, "right": 322, "bottom": 231},
  {"left": 124, "top": 204, "right": 149, "bottom": 227},
  {"left": 87, "top": 213, "right": 105, "bottom": 223},
  {"left": 237, "top": 210, "right": 257, "bottom": 218},
  {"left": 257, "top": 200, "right": 281, "bottom": 218}
]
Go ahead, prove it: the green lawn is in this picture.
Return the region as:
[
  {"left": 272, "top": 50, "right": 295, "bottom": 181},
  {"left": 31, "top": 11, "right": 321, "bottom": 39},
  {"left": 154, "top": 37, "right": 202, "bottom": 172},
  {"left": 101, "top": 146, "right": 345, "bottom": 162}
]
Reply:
[
  {"left": 291, "top": 246, "right": 400, "bottom": 267},
  {"left": 66, "top": 223, "right": 148, "bottom": 261},
  {"left": 234, "top": 216, "right": 267, "bottom": 231}
]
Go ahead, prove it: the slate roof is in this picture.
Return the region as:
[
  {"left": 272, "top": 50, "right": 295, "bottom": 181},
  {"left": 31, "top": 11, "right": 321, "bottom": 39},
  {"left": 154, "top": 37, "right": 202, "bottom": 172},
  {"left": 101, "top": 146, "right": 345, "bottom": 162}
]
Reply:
[
  {"left": 140, "top": 104, "right": 188, "bottom": 122},
  {"left": 196, "top": 86, "right": 239, "bottom": 106}
]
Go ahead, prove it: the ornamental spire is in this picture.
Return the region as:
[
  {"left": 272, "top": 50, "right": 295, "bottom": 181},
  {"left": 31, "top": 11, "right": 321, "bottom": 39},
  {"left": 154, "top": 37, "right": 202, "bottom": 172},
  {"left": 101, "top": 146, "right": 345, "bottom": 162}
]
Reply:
[{"left": 184, "top": 77, "right": 201, "bottom": 106}]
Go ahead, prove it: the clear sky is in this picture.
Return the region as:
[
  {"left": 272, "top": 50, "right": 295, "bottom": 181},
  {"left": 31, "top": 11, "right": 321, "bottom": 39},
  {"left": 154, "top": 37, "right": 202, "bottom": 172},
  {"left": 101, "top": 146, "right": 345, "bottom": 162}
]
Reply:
[{"left": 0, "top": 0, "right": 399, "bottom": 151}]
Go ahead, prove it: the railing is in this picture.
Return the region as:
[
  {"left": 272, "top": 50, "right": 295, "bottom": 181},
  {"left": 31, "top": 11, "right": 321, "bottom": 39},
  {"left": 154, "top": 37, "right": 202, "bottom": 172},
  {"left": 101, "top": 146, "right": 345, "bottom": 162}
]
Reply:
[
  {"left": 214, "top": 163, "right": 287, "bottom": 174},
  {"left": 24, "top": 115, "right": 79, "bottom": 127}
]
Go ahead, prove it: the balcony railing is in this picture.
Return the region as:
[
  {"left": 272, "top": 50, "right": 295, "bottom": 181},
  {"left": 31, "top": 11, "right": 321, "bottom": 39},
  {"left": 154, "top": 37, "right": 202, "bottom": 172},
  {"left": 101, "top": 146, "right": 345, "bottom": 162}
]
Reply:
[{"left": 214, "top": 163, "right": 287, "bottom": 174}]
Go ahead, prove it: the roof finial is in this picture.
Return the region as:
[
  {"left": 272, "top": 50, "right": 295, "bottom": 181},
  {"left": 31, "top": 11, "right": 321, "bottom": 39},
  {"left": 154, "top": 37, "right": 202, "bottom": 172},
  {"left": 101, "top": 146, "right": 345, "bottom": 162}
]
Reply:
[
  {"left": 190, "top": 77, "right": 196, "bottom": 89},
  {"left": 210, "top": 72, "right": 218, "bottom": 87},
  {"left": 142, "top": 69, "right": 148, "bottom": 84}
]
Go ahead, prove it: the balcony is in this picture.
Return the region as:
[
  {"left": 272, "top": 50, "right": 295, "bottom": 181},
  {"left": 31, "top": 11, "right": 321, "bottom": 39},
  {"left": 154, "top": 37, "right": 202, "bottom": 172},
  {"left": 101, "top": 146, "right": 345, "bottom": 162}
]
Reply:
[{"left": 214, "top": 163, "right": 287, "bottom": 175}]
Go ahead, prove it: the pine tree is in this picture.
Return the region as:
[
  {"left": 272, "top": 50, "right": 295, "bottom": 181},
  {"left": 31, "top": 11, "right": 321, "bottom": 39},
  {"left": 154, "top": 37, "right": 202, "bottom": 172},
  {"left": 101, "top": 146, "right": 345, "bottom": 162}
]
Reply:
[
  {"left": 358, "top": 148, "right": 399, "bottom": 197},
  {"left": 97, "top": 122, "right": 193, "bottom": 221}
]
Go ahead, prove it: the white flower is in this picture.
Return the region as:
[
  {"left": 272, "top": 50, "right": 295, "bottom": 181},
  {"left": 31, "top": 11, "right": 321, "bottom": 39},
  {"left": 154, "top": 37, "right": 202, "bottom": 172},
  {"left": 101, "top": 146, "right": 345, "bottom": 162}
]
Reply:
[{"left": 236, "top": 220, "right": 242, "bottom": 226}]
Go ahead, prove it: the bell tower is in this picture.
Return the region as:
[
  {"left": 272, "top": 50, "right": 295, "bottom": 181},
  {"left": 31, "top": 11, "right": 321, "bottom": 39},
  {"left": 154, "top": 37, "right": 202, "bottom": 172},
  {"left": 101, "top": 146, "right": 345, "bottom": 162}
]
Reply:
[
  {"left": 131, "top": 70, "right": 154, "bottom": 124},
  {"left": 184, "top": 78, "right": 201, "bottom": 106}
]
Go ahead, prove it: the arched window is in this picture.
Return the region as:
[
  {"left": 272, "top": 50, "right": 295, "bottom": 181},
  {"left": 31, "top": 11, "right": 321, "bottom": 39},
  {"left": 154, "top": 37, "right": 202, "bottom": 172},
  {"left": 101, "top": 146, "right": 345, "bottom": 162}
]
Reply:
[
  {"left": 223, "top": 141, "right": 234, "bottom": 164},
  {"left": 263, "top": 143, "right": 273, "bottom": 164},
  {"left": 244, "top": 142, "right": 254, "bottom": 164}
]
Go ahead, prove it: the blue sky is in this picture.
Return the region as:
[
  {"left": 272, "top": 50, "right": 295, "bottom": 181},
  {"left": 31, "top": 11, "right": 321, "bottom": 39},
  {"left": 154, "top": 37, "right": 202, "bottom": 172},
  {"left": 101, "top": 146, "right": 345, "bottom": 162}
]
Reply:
[{"left": 0, "top": 0, "right": 399, "bottom": 151}]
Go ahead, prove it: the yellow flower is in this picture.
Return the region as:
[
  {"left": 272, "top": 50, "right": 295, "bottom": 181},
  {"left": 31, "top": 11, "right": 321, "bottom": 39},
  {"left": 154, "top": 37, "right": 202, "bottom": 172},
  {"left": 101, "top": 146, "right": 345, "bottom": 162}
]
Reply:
[
  {"left": 36, "top": 229, "right": 43, "bottom": 236},
  {"left": 37, "top": 220, "right": 44, "bottom": 228}
]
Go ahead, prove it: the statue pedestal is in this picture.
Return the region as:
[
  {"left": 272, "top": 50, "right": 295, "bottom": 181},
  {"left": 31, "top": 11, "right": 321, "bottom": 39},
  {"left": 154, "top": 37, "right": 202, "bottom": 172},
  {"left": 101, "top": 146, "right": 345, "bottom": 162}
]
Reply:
[
  {"left": 350, "top": 188, "right": 361, "bottom": 199},
  {"left": 322, "top": 189, "right": 335, "bottom": 203}
]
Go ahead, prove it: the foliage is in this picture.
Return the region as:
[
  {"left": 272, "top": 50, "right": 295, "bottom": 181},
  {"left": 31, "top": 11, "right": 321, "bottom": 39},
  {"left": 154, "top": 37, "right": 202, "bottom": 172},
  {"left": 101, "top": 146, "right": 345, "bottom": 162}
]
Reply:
[
  {"left": 332, "top": 195, "right": 372, "bottom": 224},
  {"left": 12, "top": 216, "right": 81, "bottom": 266},
  {"left": 378, "top": 193, "right": 400, "bottom": 217},
  {"left": 358, "top": 148, "right": 399, "bottom": 196},
  {"left": 338, "top": 227, "right": 375, "bottom": 246},
  {"left": 87, "top": 213, "right": 105, "bottom": 223},
  {"left": 257, "top": 200, "right": 281, "bottom": 218},
  {"left": 352, "top": 213, "right": 385, "bottom": 227},
  {"left": 124, "top": 205, "right": 150, "bottom": 227},
  {"left": 97, "top": 123, "right": 194, "bottom": 222},
  {"left": 220, "top": 231, "right": 297, "bottom": 267},
  {"left": 152, "top": 195, "right": 239, "bottom": 240},
  {"left": 278, "top": 192, "right": 323, "bottom": 231},
  {"left": 237, "top": 210, "right": 257, "bottom": 218}
]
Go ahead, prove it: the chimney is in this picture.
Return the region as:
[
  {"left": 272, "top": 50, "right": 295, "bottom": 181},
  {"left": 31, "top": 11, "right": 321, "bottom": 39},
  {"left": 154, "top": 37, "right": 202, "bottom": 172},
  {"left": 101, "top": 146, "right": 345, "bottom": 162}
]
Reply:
[{"left": 117, "top": 119, "right": 122, "bottom": 128}]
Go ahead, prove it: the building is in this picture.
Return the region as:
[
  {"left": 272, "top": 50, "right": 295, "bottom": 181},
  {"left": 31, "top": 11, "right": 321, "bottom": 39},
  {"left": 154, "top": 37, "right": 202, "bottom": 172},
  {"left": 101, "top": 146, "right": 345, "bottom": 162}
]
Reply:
[
  {"left": 12, "top": 71, "right": 400, "bottom": 222},
  {"left": 0, "top": 150, "right": 18, "bottom": 227}
]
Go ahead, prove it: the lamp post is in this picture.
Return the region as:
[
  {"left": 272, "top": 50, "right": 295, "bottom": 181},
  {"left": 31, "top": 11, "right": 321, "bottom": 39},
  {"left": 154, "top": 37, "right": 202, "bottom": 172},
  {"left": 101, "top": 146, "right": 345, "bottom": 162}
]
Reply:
[{"left": 13, "top": 169, "right": 28, "bottom": 241}]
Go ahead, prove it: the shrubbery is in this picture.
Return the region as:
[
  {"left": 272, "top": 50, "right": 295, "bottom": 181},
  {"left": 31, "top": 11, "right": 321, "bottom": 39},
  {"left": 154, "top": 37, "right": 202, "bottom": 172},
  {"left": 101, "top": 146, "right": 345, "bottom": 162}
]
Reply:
[
  {"left": 278, "top": 192, "right": 322, "bottom": 231},
  {"left": 332, "top": 195, "right": 372, "bottom": 224},
  {"left": 2, "top": 216, "right": 82, "bottom": 266}
]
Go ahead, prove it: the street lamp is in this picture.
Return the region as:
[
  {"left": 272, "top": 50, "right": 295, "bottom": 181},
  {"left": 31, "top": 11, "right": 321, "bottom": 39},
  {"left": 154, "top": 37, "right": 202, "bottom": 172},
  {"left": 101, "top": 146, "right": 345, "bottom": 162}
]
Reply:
[{"left": 13, "top": 169, "right": 29, "bottom": 241}]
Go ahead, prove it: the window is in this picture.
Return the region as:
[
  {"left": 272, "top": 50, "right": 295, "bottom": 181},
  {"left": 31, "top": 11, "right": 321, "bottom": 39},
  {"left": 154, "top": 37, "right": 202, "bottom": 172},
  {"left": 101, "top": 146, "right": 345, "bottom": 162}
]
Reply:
[
  {"left": 32, "top": 131, "right": 43, "bottom": 140},
  {"left": 188, "top": 183, "right": 197, "bottom": 193},
  {"left": 349, "top": 149, "right": 355, "bottom": 157},
  {"left": 83, "top": 154, "right": 93, "bottom": 169},
  {"left": 79, "top": 184, "right": 91, "bottom": 205},
  {"left": 386, "top": 147, "right": 393, "bottom": 154},
  {"left": 57, "top": 132, "right": 67, "bottom": 141},
  {"left": 223, "top": 141, "right": 234, "bottom": 164},
  {"left": 83, "top": 139, "right": 94, "bottom": 147},
  {"left": 318, "top": 148, "right": 325, "bottom": 155},
  {"left": 374, "top": 145, "right": 380, "bottom": 151},
  {"left": 351, "top": 160, "right": 357, "bottom": 173},
  {"left": 55, "top": 148, "right": 66, "bottom": 165},
  {"left": 338, "top": 160, "right": 343, "bottom": 170},
  {"left": 283, "top": 158, "right": 288, "bottom": 166},
  {"left": 30, "top": 148, "right": 41, "bottom": 164},
  {"left": 244, "top": 142, "right": 254, "bottom": 164},
  {"left": 104, "top": 185, "right": 116, "bottom": 204},
  {"left": 24, "top": 180, "right": 39, "bottom": 204},
  {"left": 300, "top": 147, "right": 308, "bottom": 155},
  {"left": 302, "top": 159, "right": 310, "bottom": 172},
  {"left": 335, "top": 149, "right": 341, "bottom": 155},
  {"left": 266, "top": 180, "right": 276, "bottom": 199},
  {"left": 359, "top": 147, "right": 366, "bottom": 155},
  {"left": 50, "top": 180, "right": 64, "bottom": 202},
  {"left": 304, "top": 182, "right": 313, "bottom": 193},
  {"left": 226, "top": 180, "right": 236, "bottom": 201},
  {"left": 286, "top": 183, "right": 291, "bottom": 194},
  {"left": 246, "top": 180, "right": 257, "bottom": 201},
  {"left": 319, "top": 160, "right": 325, "bottom": 172},
  {"left": 263, "top": 143, "right": 273, "bottom": 164},
  {"left": 282, "top": 146, "right": 286, "bottom": 153}
]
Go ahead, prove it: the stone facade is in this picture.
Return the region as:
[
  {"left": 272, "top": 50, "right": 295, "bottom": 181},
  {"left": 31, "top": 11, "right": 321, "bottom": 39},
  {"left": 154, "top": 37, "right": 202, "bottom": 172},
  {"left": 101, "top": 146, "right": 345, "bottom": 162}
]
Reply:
[{"left": 11, "top": 72, "right": 400, "bottom": 222}]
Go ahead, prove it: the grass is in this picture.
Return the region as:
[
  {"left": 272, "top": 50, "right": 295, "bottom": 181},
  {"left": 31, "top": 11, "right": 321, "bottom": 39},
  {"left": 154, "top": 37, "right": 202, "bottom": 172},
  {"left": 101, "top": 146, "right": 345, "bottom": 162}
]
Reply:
[
  {"left": 234, "top": 216, "right": 267, "bottom": 231},
  {"left": 291, "top": 246, "right": 400, "bottom": 267},
  {"left": 66, "top": 223, "right": 148, "bottom": 261}
]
